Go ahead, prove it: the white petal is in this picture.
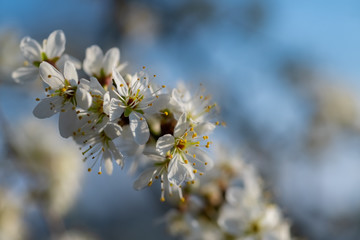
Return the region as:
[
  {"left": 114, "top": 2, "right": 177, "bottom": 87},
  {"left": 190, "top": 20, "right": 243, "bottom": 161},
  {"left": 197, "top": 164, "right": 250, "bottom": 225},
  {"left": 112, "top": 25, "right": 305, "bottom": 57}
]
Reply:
[
  {"left": 112, "top": 69, "right": 128, "bottom": 96},
  {"left": 103, "top": 150, "right": 114, "bottom": 175},
  {"left": 33, "top": 97, "right": 61, "bottom": 118},
  {"left": 168, "top": 154, "right": 194, "bottom": 186},
  {"left": 45, "top": 30, "right": 65, "bottom": 59},
  {"left": 174, "top": 113, "right": 188, "bottom": 138},
  {"left": 108, "top": 141, "right": 124, "bottom": 167},
  {"left": 63, "top": 61, "right": 78, "bottom": 86},
  {"left": 156, "top": 134, "right": 174, "bottom": 156},
  {"left": 133, "top": 167, "right": 158, "bottom": 190},
  {"left": 59, "top": 108, "right": 77, "bottom": 138},
  {"left": 11, "top": 66, "right": 39, "bottom": 83},
  {"left": 188, "top": 147, "right": 213, "bottom": 169},
  {"left": 39, "top": 62, "right": 64, "bottom": 89},
  {"left": 143, "top": 94, "right": 170, "bottom": 114},
  {"left": 20, "top": 37, "right": 42, "bottom": 62},
  {"left": 102, "top": 47, "right": 119, "bottom": 75},
  {"left": 76, "top": 87, "right": 92, "bottom": 109},
  {"left": 104, "top": 122, "right": 122, "bottom": 139},
  {"left": 89, "top": 77, "right": 106, "bottom": 95},
  {"left": 57, "top": 54, "right": 81, "bottom": 70},
  {"left": 225, "top": 187, "right": 244, "bottom": 206},
  {"left": 109, "top": 98, "right": 125, "bottom": 121},
  {"left": 115, "top": 62, "right": 128, "bottom": 72},
  {"left": 103, "top": 91, "right": 111, "bottom": 115},
  {"left": 129, "top": 111, "right": 149, "bottom": 145},
  {"left": 193, "top": 122, "right": 216, "bottom": 135},
  {"left": 83, "top": 45, "right": 103, "bottom": 76}
]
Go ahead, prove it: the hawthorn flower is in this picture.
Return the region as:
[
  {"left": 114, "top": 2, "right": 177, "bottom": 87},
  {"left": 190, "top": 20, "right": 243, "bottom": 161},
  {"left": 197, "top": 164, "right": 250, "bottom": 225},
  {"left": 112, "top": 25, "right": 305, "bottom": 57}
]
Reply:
[
  {"left": 170, "top": 82, "right": 218, "bottom": 126},
  {"left": 83, "top": 45, "right": 127, "bottom": 86},
  {"left": 109, "top": 70, "right": 168, "bottom": 145},
  {"left": 12, "top": 30, "right": 80, "bottom": 83},
  {"left": 33, "top": 61, "right": 92, "bottom": 138},
  {"left": 155, "top": 113, "right": 214, "bottom": 188}
]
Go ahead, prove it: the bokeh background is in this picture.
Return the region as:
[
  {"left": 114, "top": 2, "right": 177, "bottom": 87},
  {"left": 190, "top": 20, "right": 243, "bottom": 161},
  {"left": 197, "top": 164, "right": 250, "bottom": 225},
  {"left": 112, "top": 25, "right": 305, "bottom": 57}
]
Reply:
[{"left": 1, "top": 0, "right": 360, "bottom": 239}]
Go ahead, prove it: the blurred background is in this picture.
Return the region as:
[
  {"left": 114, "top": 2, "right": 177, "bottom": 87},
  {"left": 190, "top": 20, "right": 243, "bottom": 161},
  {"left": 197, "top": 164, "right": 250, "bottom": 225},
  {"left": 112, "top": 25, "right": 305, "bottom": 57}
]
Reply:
[{"left": 1, "top": 0, "right": 360, "bottom": 239}]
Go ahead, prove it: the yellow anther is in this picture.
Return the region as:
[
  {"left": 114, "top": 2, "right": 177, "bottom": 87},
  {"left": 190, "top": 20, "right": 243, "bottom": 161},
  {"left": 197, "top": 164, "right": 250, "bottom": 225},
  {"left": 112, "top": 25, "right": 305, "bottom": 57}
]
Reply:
[
  {"left": 164, "top": 111, "right": 168, "bottom": 116},
  {"left": 155, "top": 176, "right": 159, "bottom": 179},
  {"left": 184, "top": 132, "right": 188, "bottom": 137},
  {"left": 24, "top": 60, "right": 29, "bottom": 66},
  {"left": 48, "top": 75, "right": 52, "bottom": 78},
  {"left": 187, "top": 181, "right": 191, "bottom": 185},
  {"left": 140, "top": 117, "right": 143, "bottom": 120},
  {"left": 61, "top": 87, "right": 66, "bottom": 92},
  {"left": 72, "top": 106, "right": 76, "bottom": 110},
  {"left": 191, "top": 180, "right": 195, "bottom": 184},
  {"left": 193, "top": 169, "right": 197, "bottom": 173},
  {"left": 102, "top": 147, "right": 105, "bottom": 152},
  {"left": 148, "top": 181, "right": 153, "bottom": 186},
  {"left": 190, "top": 127, "right": 194, "bottom": 131},
  {"left": 169, "top": 154, "right": 173, "bottom": 158},
  {"left": 78, "top": 116, "right": 83, "bottom": 120},
  {"left": 35, "top": 98, "right": 40, "bottom": 101},
  {"left": 184, "top": 159, "right": 188, "bottom": 164},
  {"left": 205, "top": 162, "right": 208, "bottom": 165},
  {"left": 153, "top": 75, "right": 157, "bottom": 77},
  {"left": 160, "top": 197, "right": 165, "bottom": 202},
  {"left": 156, "top": 95, "right": 159, "bottom": 98},
  {"left": 162, "top": 85, "right": 166, "bottom": 88},
  {"left": 199, "top": 173, "right": 203, "bottom": 176},
  {"left": 98, "top": 171, "right": 102, "bottom": 175},
  {"left": 142, "top": 66, "right": 146, "bottom": 69},
  {"left": 192, "top": 133, "right": 197, "bottom": 138},
  {"left": 180, "top": 197, "right": 185, "bottom": 202},
  {"left": 193, "top": 154, "right": 196, "bottom": 158},
  {"left": 192, "top": 163, "right": 196, "bottom": 166},
  {"left": 61, "top": 109, "right": 65, "bottom": 112},
  {"left": 88, "top": 168, "right": 92, "bottom": 172},
  {"left": 200, "top": 95, "right": 203, "bottom": 99},
  {"left": 148, "top": 103, "right": 152, "bottom": 106},
  {"left": 120, "top": 84, "right": 124, "bottom": 87},
  {"left": 170, "top": 183, "right": 173, "bottom": 187}
]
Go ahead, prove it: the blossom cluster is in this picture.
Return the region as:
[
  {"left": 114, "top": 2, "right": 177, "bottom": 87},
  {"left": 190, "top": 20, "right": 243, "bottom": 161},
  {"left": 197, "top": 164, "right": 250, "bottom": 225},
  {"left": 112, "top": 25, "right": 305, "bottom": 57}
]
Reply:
[
  {"left": 164, "top": 146, "right": 292, "bottom": 240},
  {"left": 12, "top": 30, "right": 220, "bottom": 202},
  {"left": 11, "top": 30, "right": 294, "bottom": 240}
]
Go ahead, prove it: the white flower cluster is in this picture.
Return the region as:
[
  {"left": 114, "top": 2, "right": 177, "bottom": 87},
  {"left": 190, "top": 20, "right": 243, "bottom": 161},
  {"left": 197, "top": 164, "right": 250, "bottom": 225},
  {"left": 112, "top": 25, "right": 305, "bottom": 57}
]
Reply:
[
  {"left": 164, "top": 147, "right": 292, "bottom": 240},
  {"left": 12, "top": 30, "right": 220, "bottom": 202}
]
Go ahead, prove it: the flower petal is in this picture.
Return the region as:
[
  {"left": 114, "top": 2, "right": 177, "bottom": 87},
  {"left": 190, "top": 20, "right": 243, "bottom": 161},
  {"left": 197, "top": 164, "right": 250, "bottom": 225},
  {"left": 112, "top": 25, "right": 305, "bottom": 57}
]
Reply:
[
  {"left": 39, "top": 62, "right": 64, "bottom": 89},
  {"left": 57, "top": 54, "right": 81, "bottom": 70},
  {"left": 133, "top": 167, "right": 158, "bottom": 190},
  {"left": 102, "top": 47, "right": 119, "bottom": 75},
  {"left": 76, "top": 86, "right": 92, "bottom": 109},
  {"left": 156, "top": 134, "right": 174, "bottom": 156},
  {"left": 193, "top": 122, "right": 216, "bottom": 135},
  {"left": 112, "top": 69, "right": 128, "bottom": 96},
  {"left": 45, "top": 30, "right": 66, "bottom": 59},
  {"left": 187, "top": 147, "right": 213, "bottom": 169},
  {"left": 59, "top": 108, "right": 77, "bottom": 138},
  {"left": 83, "top": 45, "right": 103, "bottom": 76},
  {"left": 129, "top": 111, "right": 149, "bottom": 145},
  {"left": 103, "top": 91, "right": 111, "bottom": 115},
  {"left": 109, "top": 98, "right": 125, "bottom": 121},
  {"left": 104, "top": 122, "right": 122, "bottom": 140},
  {"left": 33, "top": 97, "right": 61, "bottom": 118},
  {"left": 11, "top": 66, "right": 39, "bottom": 83},
  {"left": 168, "top": 154, "right": 194, "bottom": 186},
  {"left": 103, "top": 149, "right": 114, "bottom": 175},
  {"left": 20, "top": 37, "right": 42, "bottom": 62},
  {"left": 174, "top": 113, "right": 188, "bottom": 138},
  {"left": 63, "top": 61, "right": 78, "bottom": 86},
  {"left": 108, "top": 141, "right": 124, "bottom": 167}
]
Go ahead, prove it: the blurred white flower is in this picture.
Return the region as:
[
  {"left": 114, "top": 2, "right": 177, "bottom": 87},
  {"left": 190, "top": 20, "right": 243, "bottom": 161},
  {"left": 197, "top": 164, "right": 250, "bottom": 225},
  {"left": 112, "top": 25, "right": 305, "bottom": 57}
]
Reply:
[
  {"left": 83, "top": 45, "right": 127, "bottom": 86},
  {"left": 12, "top": 30, "right": 80, "bottom": 83}
]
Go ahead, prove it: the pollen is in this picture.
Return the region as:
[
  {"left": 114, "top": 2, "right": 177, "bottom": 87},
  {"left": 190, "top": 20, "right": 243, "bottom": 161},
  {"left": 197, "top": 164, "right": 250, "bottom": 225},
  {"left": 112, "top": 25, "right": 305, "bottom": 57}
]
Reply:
[
  {"left": 160, "top": 197, "right": 165, "bottom": 202},
  {"left": 193, "top": 169, "right": 197, "bottom": 173},
  {"left": 120, "top": 84, "right": 124, "bottom": 87},
  {"left": 193, "top": 154, "right": 196, "bottom": 158},
  {"left": 148, "top": 181, "right": 153, "bottom": 186},
  {"left": 192, "top": 163, "right": 196, "bottom": 166},
  {"left": 200, "top": 95, "right": 203, "bottom": 99},
  {"left": 190, "top": 127, "right": 194, "bottom": 131},
  {"left": 140, "top": 117, "right": 143, "bottom": 120},
  {"left": 164, "top": 111, "right": 168, "bottom": 116},
  {"left": 142, "top": 66, "right": 146, "bottom": 69},
  {"left": 184, "top": 159, "right": 188, "bottom": 164},
  {"left": 180, "top": 197, "right": 185, "bottom": 202},
  {"left": 192, "top": 133, "right": 197, "bottom": 138},
  {"left": 88, "top": 168, "right": 92, "bottom": 172},
  {"left": 205, "top": 162, "right": 208, "bottom": 165},
  {"left": 153, "top": 75, "right": 156, "bottom": 77},
  {"left": 35, "top": 98, "right": 40, "bottom": 101},
  {"left": 162, "top": 85, "right": 166, "bottom": 88},
  {"left": 48, "top": 75, "right": 52, "bottom": 78},
  {"left": 98, "top": 171, "right": 102, "bottom": 175}
]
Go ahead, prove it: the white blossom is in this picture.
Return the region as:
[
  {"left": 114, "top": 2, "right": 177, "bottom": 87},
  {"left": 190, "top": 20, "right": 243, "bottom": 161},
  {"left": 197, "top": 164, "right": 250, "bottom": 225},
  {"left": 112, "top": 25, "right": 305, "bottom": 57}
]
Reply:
[{"left": 12, "top": 30, "right": 80, "bottom": 83}]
